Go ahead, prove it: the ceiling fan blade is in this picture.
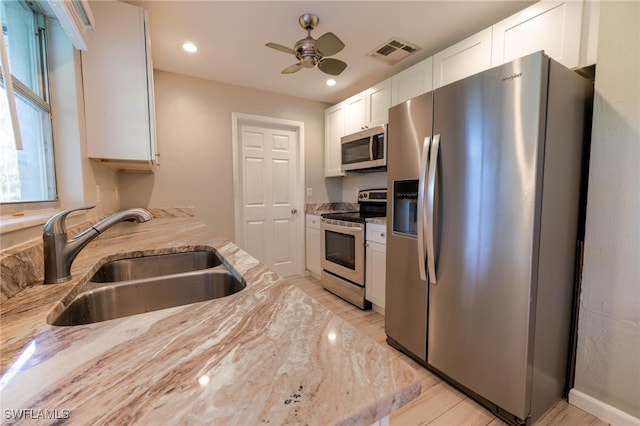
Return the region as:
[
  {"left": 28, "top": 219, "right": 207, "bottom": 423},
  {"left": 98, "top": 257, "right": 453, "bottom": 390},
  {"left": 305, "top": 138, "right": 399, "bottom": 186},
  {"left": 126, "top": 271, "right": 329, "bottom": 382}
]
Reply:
[
  {"left": 318, "top": 58, "right": 347, "bottom": 76},
  {"left": 266, "top": 42, "right": 296, "bottom": 55},
  {"left": 316, "top": 32, "right": 345, "bottom": 56},
  {"left": 281, "top": 63, "right": 303, "bottom": 74}
]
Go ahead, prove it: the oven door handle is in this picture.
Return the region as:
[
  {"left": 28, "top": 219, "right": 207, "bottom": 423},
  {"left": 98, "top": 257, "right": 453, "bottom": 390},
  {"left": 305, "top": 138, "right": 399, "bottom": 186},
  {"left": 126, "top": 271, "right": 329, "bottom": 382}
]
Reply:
[{"left": 321, "top": 221, "right": 364, "bottom": 237}]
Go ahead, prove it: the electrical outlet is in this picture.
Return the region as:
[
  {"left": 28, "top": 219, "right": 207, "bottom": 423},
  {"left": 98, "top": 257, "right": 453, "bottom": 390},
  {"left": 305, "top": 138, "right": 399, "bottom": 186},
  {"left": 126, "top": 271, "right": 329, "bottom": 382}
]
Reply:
[{"left": 306, "top": 187, "right": 313, "bottom": 198}]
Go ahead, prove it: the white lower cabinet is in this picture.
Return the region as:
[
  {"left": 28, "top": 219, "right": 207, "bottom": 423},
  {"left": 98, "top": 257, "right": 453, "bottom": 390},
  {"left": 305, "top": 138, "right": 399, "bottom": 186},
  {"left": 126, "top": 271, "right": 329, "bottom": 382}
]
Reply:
[
  {"left": 365, "top": 223, "right": 386, "bottom": 314},
  {"left": 306, "top": 215, "right": 322, "bottom": 277}
]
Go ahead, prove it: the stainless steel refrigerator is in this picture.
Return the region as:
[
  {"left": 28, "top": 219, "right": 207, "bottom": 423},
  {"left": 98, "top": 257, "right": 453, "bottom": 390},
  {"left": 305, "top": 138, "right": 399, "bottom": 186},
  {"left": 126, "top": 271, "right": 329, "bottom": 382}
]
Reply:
[{"left": 385, "top": 52, "right": 593, "bottom": 425}]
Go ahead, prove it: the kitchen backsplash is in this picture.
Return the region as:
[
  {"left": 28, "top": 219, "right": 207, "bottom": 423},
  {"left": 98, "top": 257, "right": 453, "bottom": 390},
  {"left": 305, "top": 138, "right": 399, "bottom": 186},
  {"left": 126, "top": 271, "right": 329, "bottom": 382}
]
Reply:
[{"left": 305, "top": 203, "right": 358, "bottom": 214}]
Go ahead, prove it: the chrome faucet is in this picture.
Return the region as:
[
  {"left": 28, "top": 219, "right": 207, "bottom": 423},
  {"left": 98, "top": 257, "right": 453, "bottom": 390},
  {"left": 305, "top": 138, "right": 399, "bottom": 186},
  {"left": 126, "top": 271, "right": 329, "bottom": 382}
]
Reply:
[{"left": 43, "top": 206, "right": 153, "bottom": 284}]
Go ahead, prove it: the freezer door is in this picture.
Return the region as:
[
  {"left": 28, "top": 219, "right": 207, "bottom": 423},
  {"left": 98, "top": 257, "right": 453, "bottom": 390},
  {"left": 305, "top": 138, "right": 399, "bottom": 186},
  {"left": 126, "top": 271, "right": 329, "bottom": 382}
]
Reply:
[
  {"left": 427, "top": 53, "right": 548, "bottom": 419},
  {"left": 385, "top": 92, "right": 433, "bottom": 362}
]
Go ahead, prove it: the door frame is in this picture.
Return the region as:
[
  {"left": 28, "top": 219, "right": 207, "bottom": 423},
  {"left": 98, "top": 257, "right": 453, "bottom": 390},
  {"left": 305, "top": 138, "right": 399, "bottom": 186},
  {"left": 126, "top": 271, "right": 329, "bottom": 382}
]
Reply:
[{"left": 231, "top": 112, "right": 305, "bottom": 276}]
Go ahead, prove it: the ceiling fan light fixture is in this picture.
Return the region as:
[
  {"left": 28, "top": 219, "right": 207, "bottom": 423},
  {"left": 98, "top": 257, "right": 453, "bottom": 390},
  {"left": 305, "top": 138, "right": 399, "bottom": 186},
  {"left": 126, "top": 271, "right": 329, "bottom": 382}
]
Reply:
[
  {"left": 182, "top": 42, "right": 198, "bottom": 53},
  {"left": 326, "top": 79, "right": 337, "bottom": 86},
  {"left": 265, "top": 13, "right": 347, "bottom": 76},
  {"left": 300, "top": 56, "right": 317, "bottom": 68}
]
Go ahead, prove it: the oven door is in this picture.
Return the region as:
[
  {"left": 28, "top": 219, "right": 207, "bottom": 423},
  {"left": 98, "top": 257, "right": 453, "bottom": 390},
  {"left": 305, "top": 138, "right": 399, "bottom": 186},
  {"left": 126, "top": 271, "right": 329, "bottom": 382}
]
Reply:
[{"left": 320, "top": 219, "right": 365, "bottom": 286}]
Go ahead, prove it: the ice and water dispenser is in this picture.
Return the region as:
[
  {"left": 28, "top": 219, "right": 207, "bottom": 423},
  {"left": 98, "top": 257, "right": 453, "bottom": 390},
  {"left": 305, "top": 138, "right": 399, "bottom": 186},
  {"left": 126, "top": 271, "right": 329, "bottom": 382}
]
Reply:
[{"left": 392, "top": 180, "right": 418, "bottom": 237}]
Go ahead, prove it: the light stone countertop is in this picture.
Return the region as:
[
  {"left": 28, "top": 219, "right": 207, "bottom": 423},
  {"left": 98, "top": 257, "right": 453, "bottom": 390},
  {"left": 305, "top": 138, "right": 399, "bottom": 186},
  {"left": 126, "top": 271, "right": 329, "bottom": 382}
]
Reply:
[
  {"left": 366, "top": 217, "right": 387, "bottom": 225},
  {"left": 0, "top": 217, "right": 419, "bottom": 425}
]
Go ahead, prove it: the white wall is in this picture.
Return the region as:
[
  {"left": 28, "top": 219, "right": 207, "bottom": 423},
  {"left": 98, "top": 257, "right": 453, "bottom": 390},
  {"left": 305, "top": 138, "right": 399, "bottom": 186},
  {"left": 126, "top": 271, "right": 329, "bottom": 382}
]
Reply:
[
  {"left": 340, "top": 171, "right": 388, "bottom": 203},
  {"left": 573, "top": 0, "right": 640, "bottom": 420},
  {"left": 49, "top": 21, "right": 120, "bottom": 219},
  {"left": 118, "top": 70, "right": 339, "bottom": 241}
]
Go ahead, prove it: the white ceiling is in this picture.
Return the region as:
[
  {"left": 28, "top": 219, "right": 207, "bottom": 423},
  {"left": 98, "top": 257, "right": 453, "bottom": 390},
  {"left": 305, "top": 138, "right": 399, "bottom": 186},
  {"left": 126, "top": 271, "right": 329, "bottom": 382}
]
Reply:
[{"left": 126, "top": 1, "right": 535, "bottom": 104}]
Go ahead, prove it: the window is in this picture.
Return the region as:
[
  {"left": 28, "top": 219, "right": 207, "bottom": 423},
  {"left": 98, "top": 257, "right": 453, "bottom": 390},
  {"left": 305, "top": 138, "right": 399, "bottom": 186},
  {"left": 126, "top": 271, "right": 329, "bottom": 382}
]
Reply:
[{"left": 1, "top": 0, "right": 57, "bottom": 204}]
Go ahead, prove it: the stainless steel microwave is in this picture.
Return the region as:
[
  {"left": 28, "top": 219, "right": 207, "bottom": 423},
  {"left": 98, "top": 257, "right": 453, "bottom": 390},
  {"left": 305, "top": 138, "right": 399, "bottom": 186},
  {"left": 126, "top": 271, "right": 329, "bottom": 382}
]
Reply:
[{"left": 341, "top": 125, "right": 387, "bottom": 172}]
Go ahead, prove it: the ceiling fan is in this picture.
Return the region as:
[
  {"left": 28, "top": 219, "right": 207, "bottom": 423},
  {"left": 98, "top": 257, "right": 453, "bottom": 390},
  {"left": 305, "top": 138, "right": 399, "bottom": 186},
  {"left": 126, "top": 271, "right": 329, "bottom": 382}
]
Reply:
[{"left": 266, "top": 13, "right": 347, "bottom": 76}]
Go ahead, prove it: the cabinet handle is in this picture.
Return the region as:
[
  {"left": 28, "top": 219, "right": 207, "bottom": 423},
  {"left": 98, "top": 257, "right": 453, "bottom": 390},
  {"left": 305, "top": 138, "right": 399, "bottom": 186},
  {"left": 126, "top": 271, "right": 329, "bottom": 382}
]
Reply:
[
  {"left": 380, "top": 233, "right": 385, "bottom": 237},
  {"left": 291, "top": 209, "right": 298, "bottom": 214}
]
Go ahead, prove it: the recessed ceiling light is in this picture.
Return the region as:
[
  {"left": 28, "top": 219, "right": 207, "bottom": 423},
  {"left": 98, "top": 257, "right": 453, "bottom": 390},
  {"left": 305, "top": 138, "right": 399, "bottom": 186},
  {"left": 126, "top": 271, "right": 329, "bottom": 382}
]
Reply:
[
  {"left": 326, "top": 79, "right": 337, "bottom": 86},
  {"left": 182, "top": 42, "right": 198, "bottom": 53}
]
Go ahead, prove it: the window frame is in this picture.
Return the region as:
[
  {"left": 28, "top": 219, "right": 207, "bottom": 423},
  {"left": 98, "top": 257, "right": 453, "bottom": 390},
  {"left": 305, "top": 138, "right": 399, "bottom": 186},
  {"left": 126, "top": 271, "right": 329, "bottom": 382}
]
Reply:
[{"left": 0, "top": 0, "right": 59, "bottom": 208}]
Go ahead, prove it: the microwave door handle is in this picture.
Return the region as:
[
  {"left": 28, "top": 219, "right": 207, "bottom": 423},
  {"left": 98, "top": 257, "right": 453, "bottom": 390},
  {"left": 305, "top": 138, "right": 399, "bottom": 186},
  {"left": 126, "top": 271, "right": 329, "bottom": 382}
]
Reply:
[
  {"left": 417, "top": 136, "right": 431, "bottom": 282},
  {"left": 369, "top": 137, "right": 374, "bottom": 161}
]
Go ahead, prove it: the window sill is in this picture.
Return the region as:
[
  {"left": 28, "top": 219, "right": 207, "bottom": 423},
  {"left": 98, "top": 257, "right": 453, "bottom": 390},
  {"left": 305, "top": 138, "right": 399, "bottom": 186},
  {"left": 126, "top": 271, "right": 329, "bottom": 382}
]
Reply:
[{"left": 0, "top": 209, "right": 87, "bottom": 235}]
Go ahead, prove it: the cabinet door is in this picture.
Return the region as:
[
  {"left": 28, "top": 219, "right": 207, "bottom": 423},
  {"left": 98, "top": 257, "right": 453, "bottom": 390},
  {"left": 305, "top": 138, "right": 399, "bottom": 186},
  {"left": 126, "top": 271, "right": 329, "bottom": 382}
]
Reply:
[
  {"left": 433, "top": 27, "right": 492, "bottom": 89},
  {"left": 391, "top": 57, "right": 434, "bottom": 106},
  {"left": 491, "top": 1, "right": 584, "bottom": 69},
  {"left": 366, "top": 240, "right": 386, "bottom": 310},
  {"left": 82, "top": 1, "right": 155, "bottom": 167},
  {"left": 324, "top": 103, "right": 345, "bottom": 177},
  {"left": 306, "top": 226, "right": 321, "bottom": 276},
  {"left": 365, "top": 79, "right": 391, "bottom": 127},
  {"left": 343, "top": 92, "right": 366, "bottom": 134}
]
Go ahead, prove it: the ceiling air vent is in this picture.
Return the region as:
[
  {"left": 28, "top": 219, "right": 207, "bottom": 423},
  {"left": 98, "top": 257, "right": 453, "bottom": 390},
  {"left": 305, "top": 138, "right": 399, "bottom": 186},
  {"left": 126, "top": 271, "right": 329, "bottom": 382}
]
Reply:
[{"left": 368, "top": 38, "right": 421, "bottom": 65}]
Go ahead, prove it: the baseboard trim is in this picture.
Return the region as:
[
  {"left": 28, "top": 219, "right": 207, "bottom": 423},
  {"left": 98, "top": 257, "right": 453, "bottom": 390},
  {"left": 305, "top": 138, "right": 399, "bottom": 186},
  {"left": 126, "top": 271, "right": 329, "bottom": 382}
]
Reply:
[{"left": 569, "top": 389, "right": 640, "bottom": 426}]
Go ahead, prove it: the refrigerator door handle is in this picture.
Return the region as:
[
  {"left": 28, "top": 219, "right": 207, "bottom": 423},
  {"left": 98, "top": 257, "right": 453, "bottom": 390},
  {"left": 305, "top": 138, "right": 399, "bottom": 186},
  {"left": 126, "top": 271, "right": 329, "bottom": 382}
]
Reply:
[
  {"left": 426, "top": 134, "right": 440, "bottom": 285},
  {"left": 417, "top": 136, "right": 431, "bottom": 282}
]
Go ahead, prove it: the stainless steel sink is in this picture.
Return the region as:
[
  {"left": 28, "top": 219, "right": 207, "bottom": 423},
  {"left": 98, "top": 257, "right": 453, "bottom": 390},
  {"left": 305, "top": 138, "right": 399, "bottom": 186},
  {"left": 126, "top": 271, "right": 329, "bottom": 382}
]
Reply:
[
  {"left": 90, "top": 250, "right": 222, "bottom": 282},
  {"left": 50, "top": 251, "right": 246, "bottom": 326}
]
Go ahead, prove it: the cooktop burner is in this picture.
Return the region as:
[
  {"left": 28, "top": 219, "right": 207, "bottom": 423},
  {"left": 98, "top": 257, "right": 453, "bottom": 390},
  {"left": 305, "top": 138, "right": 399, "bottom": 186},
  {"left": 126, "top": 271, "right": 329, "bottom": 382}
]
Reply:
[{"left": 321, "top": 211, "right": 384, "bottom": 223}]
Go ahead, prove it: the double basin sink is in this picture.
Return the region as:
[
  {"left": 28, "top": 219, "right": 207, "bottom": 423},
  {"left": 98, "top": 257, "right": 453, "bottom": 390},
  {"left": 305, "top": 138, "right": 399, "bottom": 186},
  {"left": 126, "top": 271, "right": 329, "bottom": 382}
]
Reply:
[{"left": 50, "top": 250, "right": 246, "bottom": 326}]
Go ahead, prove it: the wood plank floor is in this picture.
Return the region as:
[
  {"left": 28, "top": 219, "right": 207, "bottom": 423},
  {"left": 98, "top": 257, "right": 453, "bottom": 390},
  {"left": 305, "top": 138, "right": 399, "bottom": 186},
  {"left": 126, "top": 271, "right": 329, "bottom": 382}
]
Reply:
[{"left": 289, "top": 275, "right": 608, "bottom": 426}]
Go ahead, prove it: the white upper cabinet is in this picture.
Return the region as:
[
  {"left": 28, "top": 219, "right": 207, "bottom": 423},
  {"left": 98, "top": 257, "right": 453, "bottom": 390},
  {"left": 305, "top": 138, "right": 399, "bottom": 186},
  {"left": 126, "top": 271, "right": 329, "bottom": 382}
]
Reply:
[
  {"left": 364, "top": 78, "right": 391, "bottom": 128},
  {"left": 324, "top": 103, "right": 346, "bottom": 177},
  {"left": 433, "top": 27, "right": 493, "bottom": 89},
  {"left": 325, "top": 0, "right": 600, "bottom": 175},
  {"left": 325, "top": 79, "right": 390, "bottom": 177},
  {"left": 82, "top": 1, "right": 157, "bottom": 172},
  {"left": 344, "top": 92, "right": 366, "bottom": 135},
  {"left": 391, "top": 57, "right": 433, "bottom": 106},
  {"left": 491, "top": 1, "right": 588, "bottom": 69},
  {"left": 344, "top": 79, "right": 392, "bottom": 134}
]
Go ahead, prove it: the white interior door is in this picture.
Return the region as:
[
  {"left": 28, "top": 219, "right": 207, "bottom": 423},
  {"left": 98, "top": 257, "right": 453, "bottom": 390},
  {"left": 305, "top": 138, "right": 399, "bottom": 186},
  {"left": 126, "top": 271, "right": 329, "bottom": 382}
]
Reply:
[{"left": 236, "top": 121, "right": 301, "bottom": 277}]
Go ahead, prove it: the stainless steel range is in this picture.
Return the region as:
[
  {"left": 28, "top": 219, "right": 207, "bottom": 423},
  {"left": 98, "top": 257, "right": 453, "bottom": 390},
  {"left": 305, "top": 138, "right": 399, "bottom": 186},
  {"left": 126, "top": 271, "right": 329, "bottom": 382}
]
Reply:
[{"left": 320, "top": 189, "right": 387, "bottom": 309}]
